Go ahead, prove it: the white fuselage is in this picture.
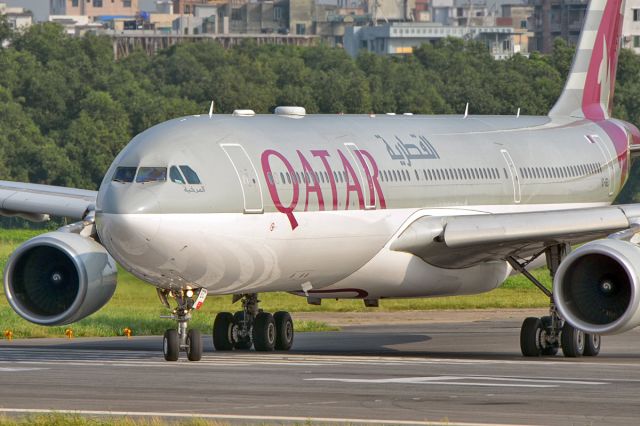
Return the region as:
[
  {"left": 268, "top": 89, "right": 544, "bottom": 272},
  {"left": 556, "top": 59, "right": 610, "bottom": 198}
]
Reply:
[{"left": 94, "top": 113, "right": 632, "bottom": 299}]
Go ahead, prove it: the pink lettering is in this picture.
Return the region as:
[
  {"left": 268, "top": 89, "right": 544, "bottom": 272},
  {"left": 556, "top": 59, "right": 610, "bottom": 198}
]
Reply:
[
  {"left": 354, "top": 150, "right": 386, "bottom": 209},
  {"left": 297, "top": 150, "right": 325, "bottom": 211},
  {"left": 311, "top": 150, "right": 337, "bottom": 211},
  {"left": 338, "top": 150, "right": 364, "bottom": 210},
  {"left": 261, "top": 150, "right": 299, "bottom": 230}
]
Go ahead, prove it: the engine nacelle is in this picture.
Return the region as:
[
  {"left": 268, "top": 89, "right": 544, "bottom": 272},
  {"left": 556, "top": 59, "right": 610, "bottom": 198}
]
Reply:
[
  {"left": 4, "top": 231, "right": 117, "bottom": 326},
  {"left": 554, "top": 239, "right": 640, "bottom": 335}
]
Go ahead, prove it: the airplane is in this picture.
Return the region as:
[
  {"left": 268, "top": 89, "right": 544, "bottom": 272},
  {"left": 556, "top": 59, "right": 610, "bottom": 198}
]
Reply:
[{"left": 2, "top": 0, "right": 640, "bottom": 362}]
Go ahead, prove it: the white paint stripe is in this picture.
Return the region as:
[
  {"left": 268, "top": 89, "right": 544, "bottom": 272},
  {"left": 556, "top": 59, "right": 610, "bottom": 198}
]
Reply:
[
  {"left": 565, "top": 72, "right": 587, "bottom": 90},
  {"left": 307, "top": 378, "right": 557, "bottom": 388},
  {"left": 306, "top": 375, "right": 609, "bottom": 387},
  {"left": 0, "top": 408, "right": 537, "bottom": 426},
  {"left": 0, "top": 367, "right": 46, "bottom": 372}
]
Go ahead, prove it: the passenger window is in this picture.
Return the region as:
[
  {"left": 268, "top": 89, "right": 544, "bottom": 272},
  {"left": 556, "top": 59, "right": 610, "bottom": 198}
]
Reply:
[
  {"left": 170, "top": 166, "right": 185, "bottom": 184},
  {"left": 136, "top": 167, "right": 167, "bottom": 183},
  {"left": 113, "top": 167, "right": 137, "bottom": 183},
  {"left": 179, "top": 165, "right": 201, "bottom": 185}
]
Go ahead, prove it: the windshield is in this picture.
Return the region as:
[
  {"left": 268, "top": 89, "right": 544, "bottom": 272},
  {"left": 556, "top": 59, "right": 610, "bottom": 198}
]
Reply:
[
  {"left": 179, "top": 165, "right": 201, "bottom": 184},
  {"left": 136, "top": 167, "right": 167, "bottom": 183},
  {"left": 112, "top": 167, "right": 137, "bottom": 183}
]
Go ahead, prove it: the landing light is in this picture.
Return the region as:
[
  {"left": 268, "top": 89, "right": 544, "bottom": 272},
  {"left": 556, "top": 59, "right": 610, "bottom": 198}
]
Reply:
[{"left": 186, "top": 289, "right": 194, "bottom": 298}]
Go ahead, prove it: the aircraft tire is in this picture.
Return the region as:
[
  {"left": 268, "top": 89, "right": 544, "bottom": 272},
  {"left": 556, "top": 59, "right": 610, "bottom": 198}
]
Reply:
[
  {"left": 163, "top": 329, "right": 179, "bottom": 361},
  {"left": 213, "top": 312, "right": 235, "bottom": 351},
  {"left": 584, "top": 333, "right": 601, "bottom": 357},
  {"left": 253, "top": 312, "right": 276, "bottom": 352},
  {"left": 540, "top": 316, "right": 558, "bottom": 356},
  {"left": 233, "top": 311, "right": 252, "bottom": 350},
  {"left": 274, "top": 311, "right": 294, "bottom": 351},
  {"left": 186, "top": 329, "right": 202, "bottom": 361},
  {"left": 520, "top": 317, "right": 543, "bottom": 357},
  {"left": 561, "top": 322, "right": 585, "bottom": 357}
]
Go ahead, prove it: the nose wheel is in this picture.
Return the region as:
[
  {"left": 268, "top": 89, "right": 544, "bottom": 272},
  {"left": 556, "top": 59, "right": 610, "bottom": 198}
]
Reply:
[
  {"left": 159, "top": 289, "right": 205, "bottom": 362},
  {"left": 212, "top": 294, "right": 294, "bottom": 352}
]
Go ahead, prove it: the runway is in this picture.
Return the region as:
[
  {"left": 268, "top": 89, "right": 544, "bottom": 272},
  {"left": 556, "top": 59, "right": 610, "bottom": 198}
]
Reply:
[{"left": 1, "top": 316, "right": 640, "bottom": 425}]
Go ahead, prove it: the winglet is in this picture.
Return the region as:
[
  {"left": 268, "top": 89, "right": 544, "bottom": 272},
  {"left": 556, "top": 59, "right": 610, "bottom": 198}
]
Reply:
[{"left": 209, "top": 101, "right": 215, "bottom": 118}]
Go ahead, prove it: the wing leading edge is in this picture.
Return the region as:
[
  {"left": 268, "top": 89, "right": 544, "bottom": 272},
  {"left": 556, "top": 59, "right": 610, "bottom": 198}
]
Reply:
[
  {"left": 0, "top": 181, "right": 97, "bottom": 222},
  {"left": 390, "top": 205, "right": 640, "bottom": 269}
]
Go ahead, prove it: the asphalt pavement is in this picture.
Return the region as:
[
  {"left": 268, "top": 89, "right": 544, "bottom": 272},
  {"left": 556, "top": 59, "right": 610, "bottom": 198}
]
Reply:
[{"left": 1, "top": 315, "right": 639, "bottom": 425}]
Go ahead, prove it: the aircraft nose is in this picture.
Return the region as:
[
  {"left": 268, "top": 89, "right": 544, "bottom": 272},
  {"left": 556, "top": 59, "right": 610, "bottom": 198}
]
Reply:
[{"left": 98, "top": 182, "right": 159, "bottom": 215}]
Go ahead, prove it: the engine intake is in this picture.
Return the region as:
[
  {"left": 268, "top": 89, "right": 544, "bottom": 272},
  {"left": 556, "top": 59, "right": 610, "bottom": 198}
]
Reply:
[
  {"left": 554, "top": 239, "right": 640, "bottom": 335},
  {"left": 4, "top": 232, "right": 117, "bottom": 326}
]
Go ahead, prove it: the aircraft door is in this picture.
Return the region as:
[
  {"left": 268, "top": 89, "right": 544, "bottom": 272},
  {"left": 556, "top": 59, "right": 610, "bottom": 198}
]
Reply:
[
  {"left": 344, "top": 143, "right": 376, "bottom": 209},
  {"left": 220, "top": 144, "right": 264, "bottom": 213},
  {"left": 501, "top": 149, "right": 521, "bottom": 203},
  {"left": 587, "top": 134, "right": 616, "bottom": 196}
]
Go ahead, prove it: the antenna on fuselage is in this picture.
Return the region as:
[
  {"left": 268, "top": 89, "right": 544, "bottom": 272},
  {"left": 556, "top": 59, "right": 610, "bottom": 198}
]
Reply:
[
  {"left": 208, "top": 101, "right": 215, "bottom": 118},
  {"left": 464, "top": 102, "right": 469, "bottom": 119}
]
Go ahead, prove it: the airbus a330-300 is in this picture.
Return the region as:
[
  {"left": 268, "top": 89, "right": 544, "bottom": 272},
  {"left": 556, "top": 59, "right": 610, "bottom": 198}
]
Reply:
[{"left": 3, "top": 0, "right": 640, "bottom": 361}]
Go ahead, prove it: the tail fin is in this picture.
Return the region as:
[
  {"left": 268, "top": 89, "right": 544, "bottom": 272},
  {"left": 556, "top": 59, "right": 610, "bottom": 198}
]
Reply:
[{"left": 549, "top": 0, "right": 625, "bottom": 119}]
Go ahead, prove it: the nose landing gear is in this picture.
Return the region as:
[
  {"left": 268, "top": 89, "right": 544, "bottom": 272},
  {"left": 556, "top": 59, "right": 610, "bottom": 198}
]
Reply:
[
  {"left": 159, "top": 288, "right": 205, "bottom": 362},
  {"left": 212, "top": 293, "right": 294, "bottom": 352}
]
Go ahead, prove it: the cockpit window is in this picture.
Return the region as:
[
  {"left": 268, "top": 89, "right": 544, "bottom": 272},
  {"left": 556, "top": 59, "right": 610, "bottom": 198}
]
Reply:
[
  {"left": 112, "top": 167, "right": 137, "bottom": 183},
  {"left": 170, "top": 166, "right": 185, "bottom": 184},
  {"left": 136, "top": 167, "right": 167, "bottom": 183},
  {"left": 179, "top": 165, "right": 201, "bottom": 185}
]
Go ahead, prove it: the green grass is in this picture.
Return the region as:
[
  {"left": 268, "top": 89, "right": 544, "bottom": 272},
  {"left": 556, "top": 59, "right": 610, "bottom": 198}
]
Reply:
[
  {"left": 0, "top": 414, "right": 230, "bottom": 426},
  {"left": 0, "top": 229, "right": 551, "bottom": 339}
]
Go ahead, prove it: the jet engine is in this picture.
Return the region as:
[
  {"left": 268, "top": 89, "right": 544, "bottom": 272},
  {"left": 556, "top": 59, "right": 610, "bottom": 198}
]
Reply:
[
  {"left": 554, "top": 239, "right": 640, "bottom": 335},
  {"left": 3, "top": 231, "right": 117, "bottom": 326}
]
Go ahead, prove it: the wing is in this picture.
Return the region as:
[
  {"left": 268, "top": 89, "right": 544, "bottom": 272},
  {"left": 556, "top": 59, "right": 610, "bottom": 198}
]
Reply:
[
  {"left": 0, "top": 180, "right": 97, "bottom": 222},
  {"left": 390, "top": 205, "right": 640, "bottom": 269}
]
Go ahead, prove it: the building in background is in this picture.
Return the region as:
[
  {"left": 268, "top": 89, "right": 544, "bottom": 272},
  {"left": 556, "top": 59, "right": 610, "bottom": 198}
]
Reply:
[
  {"left": 345, "top": 22, "right": 516, "bottom": 59},
  {"left": 50, "top": 0, "right": 139, "bottom": 20},
  {"left": 0, "top": 2, "right": 34, "bottom": 31},
  {"left": 622, "top": 0, "right": 640, "bottom": 53},
  {"left": 529, "top": 0, "right": 586, "bottom": 53}
]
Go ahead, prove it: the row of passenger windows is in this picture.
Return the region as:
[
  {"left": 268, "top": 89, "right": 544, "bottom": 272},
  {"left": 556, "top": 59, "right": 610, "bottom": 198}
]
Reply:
[
  {"left": 267, "top": 162, "right": 605, "bottom": 187},
  {"left": 519, "top": 163, "right": 602, "bottom": 180},
  {"left": 112, "top": 166, "right": 201, "bottom": 185},
  {"left": 381, "top": 167, "right": 503, "bottom": 183}
]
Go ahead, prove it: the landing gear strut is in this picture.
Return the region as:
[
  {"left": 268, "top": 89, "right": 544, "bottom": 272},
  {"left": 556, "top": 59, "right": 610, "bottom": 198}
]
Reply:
[
  {"left": 158, "top": 289, "right": 204, "bottom": 362},
  {"left": 508, "top": 244, "right": 601, "bottom": 358},
  {"left": 212, "top": 293, "right": 294, "bottom": 352}
]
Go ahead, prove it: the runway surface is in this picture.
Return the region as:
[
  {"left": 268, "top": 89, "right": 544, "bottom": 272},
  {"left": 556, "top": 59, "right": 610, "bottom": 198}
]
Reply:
[{"left": 1, "top": 316, "right": 640, "bottom": 425}]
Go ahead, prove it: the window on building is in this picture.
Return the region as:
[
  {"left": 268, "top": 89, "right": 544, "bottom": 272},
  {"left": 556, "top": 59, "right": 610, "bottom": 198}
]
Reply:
[
  {"left": 123, "top": 0, "right": 132, "bottom": 7},
  {"left": 93, "top": 0, "right": 103, "bottom": 6},
  {"left": 231, "top": 8, "right": 242, "bottom": 21},
  {"left": 72, "top": 0, "right": 79, "bottom": 6},
  {"left": 296, "top": 23, "right": 306, "bottom": 35},
  {"left": 520, "top": 20, "right": 527, "bottom": 29},
  {"left": 274, "top": 7, "right": 282, "bottom": 20},
  {"left": 634, "top": 9, "right": 640, "bottom": 21},
  {"left": 634, "top": 36, "right": 640, "bottom": 48}
]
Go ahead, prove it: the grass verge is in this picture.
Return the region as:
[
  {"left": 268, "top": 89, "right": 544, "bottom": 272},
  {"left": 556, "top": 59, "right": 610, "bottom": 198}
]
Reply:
[{"left": 0, "top": 229, "right": 550, "bottom": 339}]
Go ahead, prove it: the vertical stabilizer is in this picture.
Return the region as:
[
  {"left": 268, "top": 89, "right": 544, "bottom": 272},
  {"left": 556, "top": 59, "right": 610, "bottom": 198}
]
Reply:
[{"left": 549, "top": 0, "right": 625, "bottom": 119}]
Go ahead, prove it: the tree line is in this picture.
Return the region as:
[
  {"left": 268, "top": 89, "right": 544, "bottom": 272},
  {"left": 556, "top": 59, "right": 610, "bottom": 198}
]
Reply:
[{"left": 1, "top": 18, "right": 640, "bottom": 201}]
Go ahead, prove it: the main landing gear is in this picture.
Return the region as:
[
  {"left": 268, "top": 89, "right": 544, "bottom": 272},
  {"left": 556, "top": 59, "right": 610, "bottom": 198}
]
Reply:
[
  {"left": 158, "top": 289, "right": 204, "bottom": 362},
  {"left": 508, "top": 244, "right": 601, "bottom": 358},
  {"left": 212, "top": 293, "right": 294, "bottom": 352}
]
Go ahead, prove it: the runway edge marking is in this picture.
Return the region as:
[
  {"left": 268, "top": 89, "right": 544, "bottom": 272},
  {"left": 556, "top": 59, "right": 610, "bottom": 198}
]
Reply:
[{"left": 0, "top": 408, "right": 538, "bottom": 426}]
